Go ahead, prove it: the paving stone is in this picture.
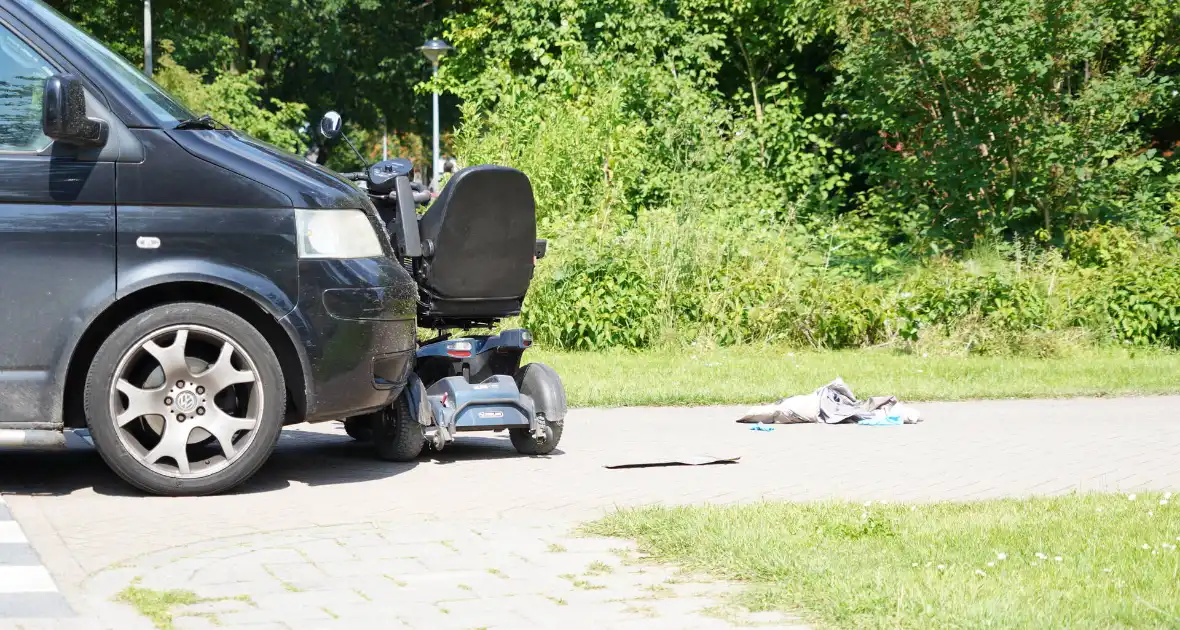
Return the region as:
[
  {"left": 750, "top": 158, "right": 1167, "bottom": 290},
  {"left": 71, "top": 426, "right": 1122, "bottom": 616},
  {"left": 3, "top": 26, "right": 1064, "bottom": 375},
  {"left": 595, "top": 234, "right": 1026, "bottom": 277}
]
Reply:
[
  {"left": 250, "top": 589, "right": 368, "bottom": 612},
  {"left": 219, "top": 605, "right": 331, "bottom": 625},
  {"left": 172, "top": 615, "right": 223, "bottom": 630},
  {"left": 175, "top": 598, "right": 256, "bottom": 617},
  {"left": 186, "top": 561, "right": 276, "bottom": 587},
  {"left": 191, "top": 581, "right": 292, "bottom": 601},
  {"left": 257, "top": 562, "right": 329, "bottom": 592},
  {"left": 315, "top": 558, "right": 424, "bottom": 579},
  {"left": 643, "top": 595, "right": 725, "bottom": 618}
]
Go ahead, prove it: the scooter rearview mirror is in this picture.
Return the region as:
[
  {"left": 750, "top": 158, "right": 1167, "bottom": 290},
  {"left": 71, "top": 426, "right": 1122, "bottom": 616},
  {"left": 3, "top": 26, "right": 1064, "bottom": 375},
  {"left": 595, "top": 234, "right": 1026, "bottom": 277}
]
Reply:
[
  {"left": 319, "top": 111, "right": 343, "bottom": 141},
  {"left": 319, "top": 109, "right": 369, "bottom": 168}
]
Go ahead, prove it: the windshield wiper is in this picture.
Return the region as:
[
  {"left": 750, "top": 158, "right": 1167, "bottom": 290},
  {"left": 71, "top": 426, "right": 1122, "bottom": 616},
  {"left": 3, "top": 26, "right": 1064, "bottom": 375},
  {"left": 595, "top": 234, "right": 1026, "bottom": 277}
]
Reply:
[{"left": 175, "top": 113, "right": 228, "bottom": 130}]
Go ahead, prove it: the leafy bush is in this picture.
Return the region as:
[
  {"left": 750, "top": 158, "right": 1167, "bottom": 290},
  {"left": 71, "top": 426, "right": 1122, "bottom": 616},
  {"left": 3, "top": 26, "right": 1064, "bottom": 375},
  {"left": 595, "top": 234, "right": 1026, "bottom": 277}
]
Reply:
[
  {"left": 154, "top": 43, "right": 308, "bottom": 153},
  {"left": 523, "top": 252, "right": 662, "bottom": 350},
  {"left": 831, "top": 0, "right": 1175, "bottom": 248},
  {"left": 441, "top": 0, "right": 1178, "bottom": 353},
  {"left": 1101, "top": 255, "right": 1180, "bottom": 347}
]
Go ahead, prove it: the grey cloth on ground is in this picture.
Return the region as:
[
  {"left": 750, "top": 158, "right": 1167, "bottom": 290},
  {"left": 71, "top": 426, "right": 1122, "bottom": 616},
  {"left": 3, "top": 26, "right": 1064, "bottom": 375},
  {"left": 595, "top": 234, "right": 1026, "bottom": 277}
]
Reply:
[{"left": 737, "top": 378, "right": 921, "bottom": 425}]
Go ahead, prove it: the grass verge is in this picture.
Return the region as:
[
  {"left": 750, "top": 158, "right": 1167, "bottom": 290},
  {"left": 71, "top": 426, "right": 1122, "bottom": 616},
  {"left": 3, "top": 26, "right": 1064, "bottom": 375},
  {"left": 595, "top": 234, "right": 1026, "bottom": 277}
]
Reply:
[
  {"left": 529, "top": 346, "right": 1180, "bottom": 407},
  {"left": 588, "top": 494, "right": 1180, "bottom": 629}
]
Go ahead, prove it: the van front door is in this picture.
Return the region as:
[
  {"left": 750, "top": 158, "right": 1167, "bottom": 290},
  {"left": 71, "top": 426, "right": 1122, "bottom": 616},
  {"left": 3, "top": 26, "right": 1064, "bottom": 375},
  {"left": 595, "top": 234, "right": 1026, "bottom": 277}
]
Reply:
[{"left": 0, "top": 22, "right": 115, "bottom": 426}]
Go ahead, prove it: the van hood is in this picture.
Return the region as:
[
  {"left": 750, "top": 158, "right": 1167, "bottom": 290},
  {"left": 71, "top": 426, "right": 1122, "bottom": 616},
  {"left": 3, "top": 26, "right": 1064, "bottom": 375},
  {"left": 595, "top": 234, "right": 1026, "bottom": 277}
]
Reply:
[{"left": 167, "top": 129, "right": 372, "bottom": 210}]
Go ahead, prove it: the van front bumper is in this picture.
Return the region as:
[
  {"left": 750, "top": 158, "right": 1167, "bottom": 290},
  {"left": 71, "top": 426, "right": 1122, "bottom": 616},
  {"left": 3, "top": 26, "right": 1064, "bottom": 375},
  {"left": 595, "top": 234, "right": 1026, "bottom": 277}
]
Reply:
[{"left": 281, "top": 258, "right": 417, "bottom": 423}]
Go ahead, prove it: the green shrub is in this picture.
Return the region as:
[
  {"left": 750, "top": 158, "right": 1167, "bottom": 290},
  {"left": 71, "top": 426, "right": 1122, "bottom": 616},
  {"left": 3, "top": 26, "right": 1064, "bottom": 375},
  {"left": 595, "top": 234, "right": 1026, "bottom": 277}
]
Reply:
[
  {"left": 831, "top": 0, "right": 1175, "bottom": 248},
  {"left": 442, "top": 0, "right": 1179, "bottom": 353},
  {"left": 154, "top": 43, "right": 308, "bottom": 153},
  {"left": 523, "top": 252, "right": 662, "bottom": 350},
  {"left": 1101, "top": 256, "right": 1180, "bottom": 347},
  {"left": 1066, "top": 225, "right": 1146, "bottom": 268}
]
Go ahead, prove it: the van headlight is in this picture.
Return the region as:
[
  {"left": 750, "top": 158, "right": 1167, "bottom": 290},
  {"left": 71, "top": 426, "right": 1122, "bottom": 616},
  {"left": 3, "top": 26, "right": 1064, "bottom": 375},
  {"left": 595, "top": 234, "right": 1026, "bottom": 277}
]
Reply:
[{"left": 294, "top": 209, "right": 384, "bottom": 259}]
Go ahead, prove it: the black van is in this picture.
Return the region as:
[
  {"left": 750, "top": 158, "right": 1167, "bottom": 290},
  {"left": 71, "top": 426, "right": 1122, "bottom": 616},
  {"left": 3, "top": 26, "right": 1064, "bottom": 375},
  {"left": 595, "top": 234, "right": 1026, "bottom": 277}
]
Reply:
[{"left": 0, "top": 0, "right": 417, "bottom": 495}]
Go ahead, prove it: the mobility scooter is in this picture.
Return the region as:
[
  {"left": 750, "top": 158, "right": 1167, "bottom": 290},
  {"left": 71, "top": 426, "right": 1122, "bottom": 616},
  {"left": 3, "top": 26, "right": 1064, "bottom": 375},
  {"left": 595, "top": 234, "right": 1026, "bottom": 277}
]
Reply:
[{"left": 315, "top": 112, "right": 566, "bottom": 461}]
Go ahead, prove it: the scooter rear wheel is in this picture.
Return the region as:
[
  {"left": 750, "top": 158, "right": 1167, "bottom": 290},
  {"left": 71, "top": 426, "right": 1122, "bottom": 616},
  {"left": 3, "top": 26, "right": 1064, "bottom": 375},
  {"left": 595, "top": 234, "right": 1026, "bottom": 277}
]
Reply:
[
  {"left": 510, "top": 362, "right": 566, "bottom": 455},
  {"left": 372, "top": 392, "right": 425, "bottom": 462}
]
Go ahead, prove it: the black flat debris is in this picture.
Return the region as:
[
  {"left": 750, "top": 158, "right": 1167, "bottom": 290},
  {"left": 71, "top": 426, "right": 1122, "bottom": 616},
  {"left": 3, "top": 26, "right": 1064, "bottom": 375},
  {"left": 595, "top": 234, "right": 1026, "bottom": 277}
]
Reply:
[{"left": 604, "top": 455, "right": 740, "bottom": 469}]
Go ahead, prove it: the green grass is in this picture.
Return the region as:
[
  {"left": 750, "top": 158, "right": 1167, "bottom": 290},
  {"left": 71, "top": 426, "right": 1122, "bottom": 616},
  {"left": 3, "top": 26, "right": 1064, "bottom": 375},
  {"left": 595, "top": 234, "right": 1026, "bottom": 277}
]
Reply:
[
  {"left": 116, "top": 585, "right": 201, "bottom": 630},
  {"left": 116, "top": 582, "right": 253, "bottom": 630},
  {"left": 589, "top": 494, "right": 1180, "bottom": 629},
  {"left": 585, "top": 560, "right": 614, "bottom": 575},
  {"left": 528, "top": 346, "right": 1180, "bottom": 407}
]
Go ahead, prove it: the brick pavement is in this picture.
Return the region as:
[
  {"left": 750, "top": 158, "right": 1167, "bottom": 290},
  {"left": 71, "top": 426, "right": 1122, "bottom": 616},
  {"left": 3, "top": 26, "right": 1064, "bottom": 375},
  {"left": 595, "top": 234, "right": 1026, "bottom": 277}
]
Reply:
[{"left": 0, "top": 395, "right": 1178, "bottom": 628}]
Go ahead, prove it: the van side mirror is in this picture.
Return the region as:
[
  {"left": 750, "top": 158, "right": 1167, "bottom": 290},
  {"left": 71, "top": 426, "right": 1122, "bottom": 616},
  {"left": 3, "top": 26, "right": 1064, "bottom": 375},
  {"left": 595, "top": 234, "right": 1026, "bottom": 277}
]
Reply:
[
  {"left": 319, "top": 111, "right": 343, "bottom": 142},
  {"left": 42, "top": 75, "right": 107, "bottom": 147}
]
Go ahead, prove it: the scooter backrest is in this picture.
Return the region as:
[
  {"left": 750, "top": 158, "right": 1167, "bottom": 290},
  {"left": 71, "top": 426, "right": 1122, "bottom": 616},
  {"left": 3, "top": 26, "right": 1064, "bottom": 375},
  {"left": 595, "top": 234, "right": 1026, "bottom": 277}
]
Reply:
[{"left": 418, "top": 165, "right": 537, "bottom": 302}]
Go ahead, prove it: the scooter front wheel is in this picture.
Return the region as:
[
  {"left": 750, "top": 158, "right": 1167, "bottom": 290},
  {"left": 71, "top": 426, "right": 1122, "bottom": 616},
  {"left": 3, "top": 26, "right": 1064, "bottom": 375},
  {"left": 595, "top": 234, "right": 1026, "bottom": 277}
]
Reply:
[{"left": 510, "top": 362, "right": 566, "bottom": 456}]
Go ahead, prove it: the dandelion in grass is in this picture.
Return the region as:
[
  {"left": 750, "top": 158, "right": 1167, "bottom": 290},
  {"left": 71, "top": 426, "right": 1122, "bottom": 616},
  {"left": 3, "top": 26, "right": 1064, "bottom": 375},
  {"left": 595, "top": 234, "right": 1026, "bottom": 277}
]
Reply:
[
  {"left": 860, "top": 511, "right": 868, "bottom": 519},
  {"left": 1148, "top": 511, "right": 1154, "bottom": 517},
  {"left": 975, "top": 569, "right": 986, "bottom": 577},
  {"left": 1030, "top": 562, "right": 1039, "bottom": 566},
  {"left": 1142, "top": 544, "right": 1152, "bottom": 550},
  {"left": 880, "top": 500, "right": 889, "bottom": 505},
  {"left": 911, "top": 562, "right": 918, "bottom": 567},
  {"left": 1055, "top": 556, "right": 1063, "bottom": 562},
  {"left": 1128, "top": 494, "right": 1137, "bottom": 501},
  {"left": 1096, "top": 507, "right": 1104, "bottom": 513},
  {"left": 1035, "top": 552, "right": 1048, "bottom": 560},
  {"left": 996, "top": 552, "right": 1007, "bottom": 561},
  {"left": 1161, "top": 499, "right": 1169, "bottom": 506},
  {"left": 1103, "top": 568, "right": 1113, "bottom": 573},
  {"left": 986, "top": 562, "right": 995, "bottom": 568},
  {"left": 937, "top": 564, "right": 946, "bottom": 570},
  {"left": 863, "top": 501, "right": 872, "bottom": 507},
  {"left": 1166, "top": 492, "right": 1173, "bottom": 499},
  {"left": 910, "top": 506, "right": 917, "bottom": 511}
]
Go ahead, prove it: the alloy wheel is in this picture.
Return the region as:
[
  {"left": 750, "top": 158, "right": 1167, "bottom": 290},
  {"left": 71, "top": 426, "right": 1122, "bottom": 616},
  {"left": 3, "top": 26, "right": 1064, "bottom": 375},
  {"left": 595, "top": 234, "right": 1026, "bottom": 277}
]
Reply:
[{"left": 109, "top": 324, "right": 264, "bottom": 478}]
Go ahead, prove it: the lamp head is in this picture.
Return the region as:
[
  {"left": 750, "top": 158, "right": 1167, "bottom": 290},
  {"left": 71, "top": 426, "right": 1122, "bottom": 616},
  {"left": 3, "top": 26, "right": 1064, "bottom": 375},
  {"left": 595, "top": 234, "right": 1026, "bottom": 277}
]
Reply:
[{"left": 419, "top": 39, "right": 453, "bottom": 65}]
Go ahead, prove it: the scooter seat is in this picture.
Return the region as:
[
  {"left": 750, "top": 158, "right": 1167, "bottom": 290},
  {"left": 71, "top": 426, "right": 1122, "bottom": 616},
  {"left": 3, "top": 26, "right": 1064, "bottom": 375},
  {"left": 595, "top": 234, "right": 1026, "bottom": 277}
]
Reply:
[{"left": 416, "top": 165, "right": 537, "bottom": 326}]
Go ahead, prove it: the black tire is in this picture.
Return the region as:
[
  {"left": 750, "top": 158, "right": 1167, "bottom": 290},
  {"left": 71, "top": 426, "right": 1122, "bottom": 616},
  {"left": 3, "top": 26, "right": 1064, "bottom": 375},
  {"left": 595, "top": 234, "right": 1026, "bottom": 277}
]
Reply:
[
  {"left": 510, "top": 362, "right": 566, "bottom": 455},
  {"left": 372, "top": 389, "right": 425, "bottom": 462},
  {"left": 83, "top": 303, "right": 286, "bottom": 496},
  {"left": 343, "top": 417, "right": 373, "bottom": 442}
]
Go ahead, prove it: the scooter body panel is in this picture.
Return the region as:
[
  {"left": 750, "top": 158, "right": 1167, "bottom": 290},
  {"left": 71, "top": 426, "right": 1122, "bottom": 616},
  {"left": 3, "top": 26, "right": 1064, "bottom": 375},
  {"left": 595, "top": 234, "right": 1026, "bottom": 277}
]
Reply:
[{"left": 425, "top": 375, "right": 536, "bottom": 432}]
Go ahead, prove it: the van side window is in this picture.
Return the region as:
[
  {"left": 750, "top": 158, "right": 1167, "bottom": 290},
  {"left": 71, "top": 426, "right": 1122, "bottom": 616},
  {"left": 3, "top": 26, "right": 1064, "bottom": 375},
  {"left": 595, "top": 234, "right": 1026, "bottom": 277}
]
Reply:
[{"left": 0, "top": 26, "right": 54, "bottom": 152}]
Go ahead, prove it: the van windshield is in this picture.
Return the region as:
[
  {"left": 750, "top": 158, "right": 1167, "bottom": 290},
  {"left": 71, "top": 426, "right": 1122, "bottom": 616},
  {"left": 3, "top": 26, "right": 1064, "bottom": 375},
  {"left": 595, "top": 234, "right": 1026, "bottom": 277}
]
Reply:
[{"left": 18, "top": 0, "right": 194, "bottom": 126}]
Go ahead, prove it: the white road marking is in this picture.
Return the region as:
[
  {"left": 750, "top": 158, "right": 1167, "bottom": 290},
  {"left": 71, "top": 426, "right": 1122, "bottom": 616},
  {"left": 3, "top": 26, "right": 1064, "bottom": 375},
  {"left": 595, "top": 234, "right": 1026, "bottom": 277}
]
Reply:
[
  {"left": 0, "top": 522, "right": 27, "bottom": 544},
  {"left": 0, "top": 566, "right": 58, "bottom": 593}
]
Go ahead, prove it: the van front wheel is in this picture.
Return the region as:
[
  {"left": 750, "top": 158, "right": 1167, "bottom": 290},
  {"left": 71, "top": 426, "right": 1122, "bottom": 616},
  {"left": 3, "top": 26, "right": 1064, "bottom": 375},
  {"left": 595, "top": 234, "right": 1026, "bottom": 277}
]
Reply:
[{"left": 83, "top": 303, "right": 286, "bottom": 496}]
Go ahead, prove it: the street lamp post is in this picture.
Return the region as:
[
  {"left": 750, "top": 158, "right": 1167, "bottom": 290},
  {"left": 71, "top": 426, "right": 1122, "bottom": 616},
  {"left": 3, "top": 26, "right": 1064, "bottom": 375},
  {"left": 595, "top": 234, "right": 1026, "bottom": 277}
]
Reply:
[
  {"left": 419, "top": 38, "right": 453, "bottom": 192},
  {"left": 143, "top": 0, "right": 153, "bottom": 77}
]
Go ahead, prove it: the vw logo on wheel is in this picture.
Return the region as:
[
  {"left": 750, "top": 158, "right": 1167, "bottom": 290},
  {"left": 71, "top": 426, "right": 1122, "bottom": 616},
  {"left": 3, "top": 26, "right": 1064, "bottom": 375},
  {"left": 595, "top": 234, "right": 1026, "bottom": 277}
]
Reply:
[{"left": 174, "top": 391, "right": 199, "bottom": 413}]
